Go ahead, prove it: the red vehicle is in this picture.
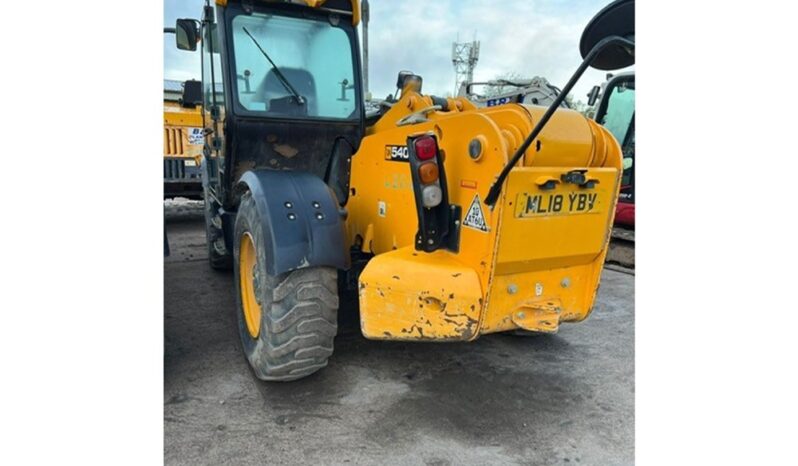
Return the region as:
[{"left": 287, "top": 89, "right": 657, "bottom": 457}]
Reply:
[{"left": 591, "top": 71, "right": 635, "bottom": 226}]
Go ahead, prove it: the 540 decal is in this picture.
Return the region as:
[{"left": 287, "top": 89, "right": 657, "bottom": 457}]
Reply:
[{"left": 384, "top": 145, "right": 409, "bottom": 162}]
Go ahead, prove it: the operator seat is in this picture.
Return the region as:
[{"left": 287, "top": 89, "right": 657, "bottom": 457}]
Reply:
[{"left": 254, "top": 68, "right": 317, "bottom": 116}]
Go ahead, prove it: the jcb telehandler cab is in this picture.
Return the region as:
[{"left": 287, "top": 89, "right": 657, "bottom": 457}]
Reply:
[{"left": 172, "top": 0, "right": 634, "bottom": 381}]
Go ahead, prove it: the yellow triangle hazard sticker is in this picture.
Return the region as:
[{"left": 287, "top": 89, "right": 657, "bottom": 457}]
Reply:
[{"left": 463, "top": 194, "right": 489, "bottom": 232}]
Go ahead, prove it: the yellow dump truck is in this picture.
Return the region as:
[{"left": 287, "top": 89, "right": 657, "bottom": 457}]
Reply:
[{"left": 163, "top": 79, "right": 204, "bottom": 199}]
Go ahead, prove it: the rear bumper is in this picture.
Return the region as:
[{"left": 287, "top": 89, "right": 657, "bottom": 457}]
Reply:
[
  {"left": 358, "top": 247, "right": 607, "bottom": 341},
  {"left": 164, "top": 157, "right": 202, "bottom": 180},
  {"left": 164, "top": 158, "right": 202, "bottom": 198}
]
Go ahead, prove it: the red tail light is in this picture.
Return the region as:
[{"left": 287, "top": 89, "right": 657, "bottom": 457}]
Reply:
[{"left": 414, "top": 136, "right": 437, "bottom": 161}]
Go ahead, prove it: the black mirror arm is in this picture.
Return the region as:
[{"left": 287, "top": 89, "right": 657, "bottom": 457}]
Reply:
[
  {"left": 587, "top": 86, "right": 600, "bottom": 106},
  {"left": 484, "top": 35, "right": 634, "bottom": 207}
]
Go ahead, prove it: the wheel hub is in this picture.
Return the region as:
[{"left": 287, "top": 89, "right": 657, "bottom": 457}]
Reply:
[{"left": 239, "top": 232, "right": 262, "bottom": 339}]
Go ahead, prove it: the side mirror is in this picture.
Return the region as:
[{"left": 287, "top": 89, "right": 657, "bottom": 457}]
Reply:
[
  {"left": 579, "top": 0, "right": 634, "bottom": 71},
  {"left": 587, "top": 85, "right": 601, "bottom": 106},
  {"left": 175, "top": 19, "right": 198, "bottom": 51}
]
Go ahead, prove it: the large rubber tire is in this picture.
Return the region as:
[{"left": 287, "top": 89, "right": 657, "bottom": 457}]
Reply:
[
  {"left": 233, "top": 191, "right": 339, "bottom": 381},
  {"left": 204, "top": 186, "right": 233, "bottom": 270}
]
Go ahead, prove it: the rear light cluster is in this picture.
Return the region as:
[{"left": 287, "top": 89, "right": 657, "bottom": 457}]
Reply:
[
  {"left": 413, "top": 135, "right": 443, "bottom": 208},
  {"left": 407, "top": 132, "right": 460, "bottom": 253}
]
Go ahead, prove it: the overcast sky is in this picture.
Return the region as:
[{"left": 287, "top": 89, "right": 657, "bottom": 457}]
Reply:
[{"left": 164, "top": 0, "right": 632, "bottom": 103}]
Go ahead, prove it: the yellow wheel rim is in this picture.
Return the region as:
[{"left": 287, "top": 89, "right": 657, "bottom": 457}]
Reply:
[{"left": 239, "top": 232, "right": 261, "bottom": 339}]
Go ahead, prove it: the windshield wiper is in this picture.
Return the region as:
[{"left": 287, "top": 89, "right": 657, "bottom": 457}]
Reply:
[{"left": 241, "top": 26, "right": 305, "bottom": 106}]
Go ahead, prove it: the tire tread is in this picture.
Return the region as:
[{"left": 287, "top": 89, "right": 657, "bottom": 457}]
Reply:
[{"left": 252, "top": 267, "right": 338, "bottom": 381}]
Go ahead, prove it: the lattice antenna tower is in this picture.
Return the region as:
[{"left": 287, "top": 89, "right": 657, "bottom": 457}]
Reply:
[{"left": 452, "top": 34, "right": 480, "bottom": 96}]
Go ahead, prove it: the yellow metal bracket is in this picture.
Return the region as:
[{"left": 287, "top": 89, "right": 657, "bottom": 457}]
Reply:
[{"left": 510, "top": 299, "right": 563, "bottom": 333}]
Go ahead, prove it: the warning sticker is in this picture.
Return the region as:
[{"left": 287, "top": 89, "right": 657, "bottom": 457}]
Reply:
[
  {"left": 187, "top": 128, "right": 204, "bottom": 145},
  {"left": 463, "top": 194, "right": 489, "bottom": 232}
]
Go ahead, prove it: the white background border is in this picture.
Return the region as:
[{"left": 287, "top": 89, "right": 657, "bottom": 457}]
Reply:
[{"left": 1, "top": 0, "right": 796, "bottom": 464}]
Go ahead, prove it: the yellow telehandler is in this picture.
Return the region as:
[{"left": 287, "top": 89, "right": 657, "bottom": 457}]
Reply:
[
  {"left": 170, "top": 0, "right": 634, "bottom": 380},
  {"left": 163, "top": 80, "right": 205, "bottom": 199}
]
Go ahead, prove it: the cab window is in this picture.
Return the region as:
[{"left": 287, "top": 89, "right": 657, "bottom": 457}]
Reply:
[
  {"left": 601, "top": 82, "right": 635, "bottom": 146},
  {"left": 230, "top": 13, "right": 358, "bottom": 119}
]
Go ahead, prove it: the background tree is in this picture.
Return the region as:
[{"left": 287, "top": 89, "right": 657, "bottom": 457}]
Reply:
[{"left": 481, "top": 72, "right": 527, "bottom": 97}]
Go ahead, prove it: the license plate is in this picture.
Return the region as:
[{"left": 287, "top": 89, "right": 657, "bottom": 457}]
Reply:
[
  {"left": 514, "top": 191, "right": 603, "bottom": 218},
  {"left": 184, "top": 159, "right": 197, "bottom": 167}
]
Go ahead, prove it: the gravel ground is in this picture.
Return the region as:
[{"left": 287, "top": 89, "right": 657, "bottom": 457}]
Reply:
[{"left": 164, "top": 200, "right": 634, "bottom": 465}]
